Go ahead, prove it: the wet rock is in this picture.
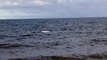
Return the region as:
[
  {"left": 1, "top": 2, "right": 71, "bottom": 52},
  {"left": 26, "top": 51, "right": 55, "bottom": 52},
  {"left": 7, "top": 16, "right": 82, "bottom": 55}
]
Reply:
[
  {"left": 87, "top": 54, "right": 103, "bottom": 59},
  {"left": 86, "top": 52, "right": 107, "bottom": 60},
  {"left": 8, "top": 56, "right": 86, "bottom": 60}
]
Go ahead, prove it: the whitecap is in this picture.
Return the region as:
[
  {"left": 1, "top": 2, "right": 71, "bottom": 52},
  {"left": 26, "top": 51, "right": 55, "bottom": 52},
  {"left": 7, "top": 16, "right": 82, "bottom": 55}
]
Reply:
[{"left": 41, "top": 31, "right": 51, "bottom": 33}]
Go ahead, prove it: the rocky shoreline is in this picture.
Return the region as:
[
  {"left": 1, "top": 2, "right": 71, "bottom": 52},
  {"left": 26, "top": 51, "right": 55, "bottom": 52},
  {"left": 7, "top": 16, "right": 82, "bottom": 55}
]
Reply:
[{"left": 8, "top": 53, "right": 107, "bottom": 60}]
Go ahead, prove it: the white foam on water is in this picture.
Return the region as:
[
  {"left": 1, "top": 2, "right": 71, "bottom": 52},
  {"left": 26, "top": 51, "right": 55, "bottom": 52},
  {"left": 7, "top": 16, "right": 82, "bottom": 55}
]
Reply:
[{"left": 41, "top": 31, "right": 51, "bottom": 33}]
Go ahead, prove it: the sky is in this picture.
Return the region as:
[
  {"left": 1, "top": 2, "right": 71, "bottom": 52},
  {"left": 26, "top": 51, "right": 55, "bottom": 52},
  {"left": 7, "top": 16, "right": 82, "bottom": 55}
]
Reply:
[{"left": 0, "top": 0, "right": 107, "bottom": 19}]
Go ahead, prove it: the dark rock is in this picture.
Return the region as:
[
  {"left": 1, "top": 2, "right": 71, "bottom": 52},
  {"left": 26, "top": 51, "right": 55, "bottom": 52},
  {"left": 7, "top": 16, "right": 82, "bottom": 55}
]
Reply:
[{"left": 8, "top": 56, "right": 86, "bottom": 60}]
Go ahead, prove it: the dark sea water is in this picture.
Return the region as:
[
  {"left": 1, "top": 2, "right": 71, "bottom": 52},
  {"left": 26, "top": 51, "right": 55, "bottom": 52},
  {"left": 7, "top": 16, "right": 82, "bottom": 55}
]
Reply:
[{"left": 0, "top": 18, "right": 107, "bottom": 60}]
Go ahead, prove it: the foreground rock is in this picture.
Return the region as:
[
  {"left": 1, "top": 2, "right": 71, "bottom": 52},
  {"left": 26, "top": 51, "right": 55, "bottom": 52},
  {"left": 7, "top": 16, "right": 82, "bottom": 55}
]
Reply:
[
  {"left": 8, "top": 56, "right": 85, "bottom": 60},
  {"left": 86, "top": 52, "right": 107, "bottom": 60},
  {"left": 8, "top": 52, "right": 107, "bottom": 60}
]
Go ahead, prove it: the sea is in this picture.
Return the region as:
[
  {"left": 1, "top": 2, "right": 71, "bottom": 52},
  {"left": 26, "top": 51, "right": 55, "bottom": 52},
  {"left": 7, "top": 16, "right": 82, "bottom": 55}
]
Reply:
[{"left": 0, "top": 17, "right": 107, "bottom": 60}]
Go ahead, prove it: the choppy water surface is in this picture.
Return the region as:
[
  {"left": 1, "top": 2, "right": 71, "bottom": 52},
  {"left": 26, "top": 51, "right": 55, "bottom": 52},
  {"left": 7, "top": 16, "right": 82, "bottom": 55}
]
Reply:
[{"left": 1, "top": 18, "right": 107, "bottom": 60}]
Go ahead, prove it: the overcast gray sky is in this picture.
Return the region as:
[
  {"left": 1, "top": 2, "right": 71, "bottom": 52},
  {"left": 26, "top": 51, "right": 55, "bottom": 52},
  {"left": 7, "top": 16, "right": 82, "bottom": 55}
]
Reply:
[{"left": 0, "top": 0, "right": 107, "bottom": 19}]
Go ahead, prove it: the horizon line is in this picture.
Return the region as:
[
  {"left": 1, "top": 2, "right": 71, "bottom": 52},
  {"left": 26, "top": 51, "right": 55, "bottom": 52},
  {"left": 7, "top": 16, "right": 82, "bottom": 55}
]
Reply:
[{"left": 0, "top": 17, "right": 107, "bottom": 20}]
